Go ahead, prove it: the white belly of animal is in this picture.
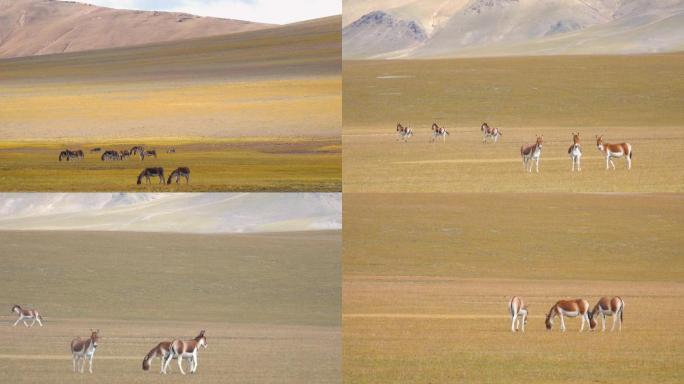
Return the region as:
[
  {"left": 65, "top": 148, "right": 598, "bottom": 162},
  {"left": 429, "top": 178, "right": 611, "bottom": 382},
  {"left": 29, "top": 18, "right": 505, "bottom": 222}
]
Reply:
[
  {"left": 609, "top": 151, "right": 624, "bottom": 158},
  {"left": 561, "top": 310, "right": 579, "bottom": 317}
]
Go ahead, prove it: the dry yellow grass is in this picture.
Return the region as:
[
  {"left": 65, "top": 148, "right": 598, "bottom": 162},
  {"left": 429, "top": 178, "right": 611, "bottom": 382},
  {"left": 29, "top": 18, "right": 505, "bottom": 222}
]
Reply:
[
  {"left": 343, "top": 193, "right": 684, "bottom": 383},
  {"left": 343, "top": 55, "right": 684, "bottom": 192},
  {"left": 0, "top": 230, "right": 341, "bottom": 383}
]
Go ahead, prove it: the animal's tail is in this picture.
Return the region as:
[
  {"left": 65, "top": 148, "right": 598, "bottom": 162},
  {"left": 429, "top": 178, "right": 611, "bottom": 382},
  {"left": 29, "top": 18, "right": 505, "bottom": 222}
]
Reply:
[
  {"left": 618, "top": 296, "right": 624, "bottom": 323},
  {"left": 629, "top": 150, "right": 633, "bottom": 159},
  {"left": 167, "top": 173, "right": 174, "bottom": 185}
]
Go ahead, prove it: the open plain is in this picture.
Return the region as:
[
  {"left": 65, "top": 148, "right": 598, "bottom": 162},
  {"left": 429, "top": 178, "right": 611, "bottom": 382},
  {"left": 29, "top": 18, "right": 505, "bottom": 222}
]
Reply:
[
  {"left": 343, "top": 193, "right": 684, "bottom": 383},
  {"left": 0, "top": 230, "right": 341, "bottom": 383},
  {"left": 0, "top": 16, "right": 342, "bottom": 191},
  {"left": 343, "top": 54, "right": 684, "bottom": 192}
]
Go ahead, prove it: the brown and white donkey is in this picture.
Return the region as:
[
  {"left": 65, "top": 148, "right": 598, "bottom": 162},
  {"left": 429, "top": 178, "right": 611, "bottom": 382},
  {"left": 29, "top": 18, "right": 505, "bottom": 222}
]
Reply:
[
  {"left": 163, "top": 330, "right": 207, "bottom": 375},
  {"left": 596, "top": 135, "right": 632, "bottom": 170},
  {"left": 71, "top": 329, "right": 100, "bottom": 373},
  {"left": 11, "top": 305, "right": 43, "bottom": 327},
  {"left": 545, "top": 299, "right": 591, "bottom": 332},
  {"left": 589, "top": 296, "right": 624, "bottom": 332},
  {"left": 508, "top": 296, "right": 528, "bottom": 333}
]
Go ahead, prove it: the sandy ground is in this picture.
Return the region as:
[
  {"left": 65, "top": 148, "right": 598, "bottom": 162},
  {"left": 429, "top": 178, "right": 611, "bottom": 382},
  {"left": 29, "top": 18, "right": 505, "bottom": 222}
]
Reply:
[
  {"left": 342, "top": 193, "right": 684, "bottom": 383},
  {"left": 343, "top": 55, "right": 684, "bottom": 192},
  {"left": 0, "top": 230, "right": 341, "bottom": 383}
]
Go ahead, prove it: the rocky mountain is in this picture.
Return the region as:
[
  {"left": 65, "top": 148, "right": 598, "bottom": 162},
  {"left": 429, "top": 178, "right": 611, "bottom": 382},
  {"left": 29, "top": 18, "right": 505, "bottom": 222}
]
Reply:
[
  {"left": 343, "top": 0, "right": 684, "bottom": 58},
  {"left": 343, "top": 10, "right": 427, "bottom": 58},
  {"left": 0, "top": 0, "right": 272, "bottom": 59}
]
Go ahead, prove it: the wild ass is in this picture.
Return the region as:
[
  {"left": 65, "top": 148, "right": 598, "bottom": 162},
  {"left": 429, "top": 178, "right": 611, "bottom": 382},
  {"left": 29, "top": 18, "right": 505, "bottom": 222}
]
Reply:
[
  {"left": 130, "top": 146, "right": 145, "bottom": 157},
  {"left": 596, "top": 135, "right": 632, "bottom": 170},
  {"left": 59, "top": 149, "right": 83, "bottom": 162},
  {"left": 101, "top": 150, "right": 121, "bottom": 161},
  {"left": 137, "top": 167, "right": 165, "bottom": 185},
  {"left": 11, "top": 305, "right": 44, "bottom": 327},
  {"left": 481, "top": 122, "right": 502, "bottom": 143},
  {"left": 430, "top": 123, "right": 449, "bottom": 143},
  {"left": 71, "top": 329, "right": 100, "bottom": 373},
  {"left": 143, "top": 341, "right": 175, "bottom": 373},
  {"left": 163, "top": 330, "right": 207, "bottom": 375},
  {"left": 508, "top": 296, "right": 528, "bottom": 333},
  {"left": 545, "top": 299, "right": 590, "bottom": 332},
  {"left": 396, "top": 123, "right": 413, "bottom": 142},
  {"left": 589, "top": 296, "right": 624, "bottom": 332},
  {"left": 520, "top": 135, "right": 543, "bottom": 173},
  {"left": 167, "top": 167, "right": 190, "bottom": 184},
  {"left": 141, "top": 150, "right": 157, "bottom": 160},
  {"left": 568, "top": 132, "right": 582, "bottom": 171},
  {"left": 119, "top": 150, "right": 131, "bottom": 160}
]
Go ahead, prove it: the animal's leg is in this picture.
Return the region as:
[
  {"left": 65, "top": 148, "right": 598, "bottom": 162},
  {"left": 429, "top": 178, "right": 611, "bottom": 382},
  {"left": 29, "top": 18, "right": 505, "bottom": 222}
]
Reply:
[
  {"left": 610, "top": 158, "right": 616, "bottom": 170},
  {"left": 626, "top": 156, "right": 631, "bottom": 170},
  {"left": 559, "top": 314, "right": 566, "bottom": 332},
  {"left": 178, "top": 356, "right": 186, "bottom": 375},
  {"left": 89, "top": 356, "right": 93, "bottom": 373},
  {"left": 162, "top": 354, "right": 173, "bottom": 374},
  {"left": 536, "top": 157, "right": 540, "bottom": 173},
  {"left": 192, "top": 352, "right": 198, "bottom": 373},
  {"left": 521, "top": 314, "right": 526, "bottom": 333},
  {"left": 73, "top": 356, "right": 77, "bottom": 373},
  {"left": 580, "top": 314, "right": 587, "bottom": 332},
  {"left": 29, "top": 319, "right": 36, "bottom": 327},
  {"left": 23, "top": 320, "right": 29, "bottom": 327},
  {"left": 601, "top": 314, "right": 606, "bottom": 332},
  {"left": 36, "top": 316, "right": 43, "bottom": 326},
  {"left": 611, "top": 314, "right": 618, "bottom": 332},
  {"left": 12, "top": 317, "right": 21, "bottom": 326},
  {"left": 80, "top": 357, "right": 85, "bottom": 373},
  {"left": 511, "top": 313, "right": 517, "bottom": 332},
  {"left": 578, "top": 156, "right": 581, "bottom": 171},
  {"left": 606, "top": 156, "right": 610, "bottom": 170}
]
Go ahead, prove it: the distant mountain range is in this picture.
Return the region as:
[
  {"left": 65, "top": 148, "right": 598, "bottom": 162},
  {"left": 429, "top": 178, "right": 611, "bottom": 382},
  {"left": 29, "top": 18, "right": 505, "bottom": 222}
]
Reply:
[
  {"left": 0, "top": 193, "right": 341, "bottom": 233},
  {"left": 0, "top": 0, "right": 272, "bottom": 59},
  {"left": 343, "top": 0, "right": 684, "bottom": 58}
]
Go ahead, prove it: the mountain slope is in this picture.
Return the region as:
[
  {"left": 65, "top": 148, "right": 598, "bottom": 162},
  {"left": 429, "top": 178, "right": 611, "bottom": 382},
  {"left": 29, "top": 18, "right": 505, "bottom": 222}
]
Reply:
[
  {"left": 0, "top": 193, "right": 341, "bottom": 233},
  {"left": 0, "top": 0, "right": 272, "bottom": 59},
  {"left": 343, "top": 0, "right": 684, "bottom": 58}
]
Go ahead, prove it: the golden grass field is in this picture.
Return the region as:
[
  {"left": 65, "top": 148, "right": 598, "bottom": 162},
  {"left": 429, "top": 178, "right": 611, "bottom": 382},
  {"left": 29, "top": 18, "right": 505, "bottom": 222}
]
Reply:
[
  {"left": 343, "top": 54, "right": 684, "bottom": 192},
  {"left": 0, "top": 17, "right": 341, "bottom": 191},
  {"left": 343, "top": 193, "right": 684, "bottom": 383},
  {"left": 0, "top": 230, "right": 340, "bottom": 383},
  {"left": 0, "top": 138, "right": 340, "bottom": 191}
]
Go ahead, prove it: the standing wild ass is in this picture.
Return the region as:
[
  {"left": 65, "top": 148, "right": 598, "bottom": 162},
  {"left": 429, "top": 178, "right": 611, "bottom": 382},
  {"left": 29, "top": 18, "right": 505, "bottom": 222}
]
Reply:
[
  {"left": 508, "top": 296, "right": 528, "bottom": 333},
  {"left": 430, "top": 123, "right": 449, "bottom": 143},
  {"left": 589, "top": 296, "right": 624, "bottom": 332},
  {"left": 520, "top": 135, "right": 544, "bottom": 173},
  {"left": 71, "top": 329, "right": 100, "bottom": 373},
  {"left": 11, "top": 305, "right": 43, "bottom": 327},
  {"left": 163, "top": 330, "right": 207, "bottom": 375},
  {"left": 481, "top": 122, "right": 502, "bottom": 143},
  {"left": 545, "top": 299, "right": 590, "bottom": 332},
  {"left": 596, "top": 135, "right": 632, "bottom": 170},
  {"left": 396, "top": 123, "right": 413, "bottom": 142},
  {"left": 568, "top": 132, "right": 583, "bottom": 171}
]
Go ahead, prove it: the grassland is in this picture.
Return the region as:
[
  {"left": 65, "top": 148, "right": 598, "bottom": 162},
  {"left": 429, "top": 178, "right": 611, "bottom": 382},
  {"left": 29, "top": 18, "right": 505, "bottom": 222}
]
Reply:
[
  {"left": 0, "top": 17, "right": 341, "bottom": 191},
  {"left": 0, "top": 138, "right": 340, "bottom": 191},
  {"left": 0, "top": 230, "right": 340, "bottom": 383},
  {"left": 343, "top": 54, "right": 684, "bottom": 192},
  {"left": 343, "top": 193, "right": 684, "bottom": 383}
]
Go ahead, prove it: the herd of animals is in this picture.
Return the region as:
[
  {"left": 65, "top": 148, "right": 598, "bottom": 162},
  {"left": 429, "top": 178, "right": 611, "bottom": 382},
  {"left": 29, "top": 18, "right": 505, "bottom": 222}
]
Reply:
[
  {"left": 396, "top": 122, "right": 634, "bottom": 173},
  {"left": 10, "top": 297, "right": 624, "bottom": 374},
  {"left": 57, "top": 146, "right": 191, "bottom": 185},
  {"left": 508, "top": 296, "right": 625, "bottom": 333},
  {"left": 10, "top": 305, "right": 207, "bottom": 375}
]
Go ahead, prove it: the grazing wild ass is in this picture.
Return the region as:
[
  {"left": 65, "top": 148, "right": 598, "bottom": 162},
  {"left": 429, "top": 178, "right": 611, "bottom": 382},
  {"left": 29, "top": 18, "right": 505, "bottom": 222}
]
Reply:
[
  {"left": 141, "top": 150, "right": 157, "bottom": 160},
  {"left": 167, "top": 167, "right": 190, "bottom": 184},
  {"left": 143, "top": 341, "right": 175, "bottom": 373},
  {"left": 589, "top": 296, "right": 624, "bottom": 332},
  {"left": 396, "top": 123, "right": 413, "bottom": 142},
  {"left": 481, "top": 122, "right": 502, "bottom": 143},
  {"left": 119, "top": 150, "right": 131, "bottom": 160},
  {"left": 71, "top": 329, "right": 100, "bottom": 373},
  {"left": 430, "top": 123, "right": 449, "bottom": 143},
  {"left": 137, "top": 167, "right": 165, "bottom": 185},
  {"left": 59, "top": 149, "right": 83, "bottom": 162},
  {"left": 521, "top": 135, "right": 544, "bottom": 173},
  {"left": 163, "top": 330, "right": 207, "bottom": 375},
  {"left": 130, "top": 146, "right": 145, "bottom": 157},
  {"left": 101, "top": 150, "right": 121, "bottom": 161},
  {"left": 596, "top": 135, "right": 632, "bottom": 170},
  {"left": 11, "top": 305, "right": 43, "bottom": 327},
  {"left": 568, "top": 132, "right": 583, "bottom": 171},
  {"left": 508, "top": 296, "right": 528, "bottom": 333},
  {"left": 545, "top": 299, "right": 590, "bottom": 332}
]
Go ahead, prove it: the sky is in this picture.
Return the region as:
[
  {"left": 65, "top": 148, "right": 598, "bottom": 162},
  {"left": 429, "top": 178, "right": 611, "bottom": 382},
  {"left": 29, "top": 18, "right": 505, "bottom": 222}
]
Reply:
[{"left": 60, "top": 0, "right": 341, "bottom": 24}]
